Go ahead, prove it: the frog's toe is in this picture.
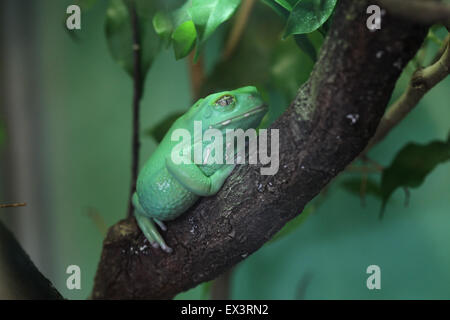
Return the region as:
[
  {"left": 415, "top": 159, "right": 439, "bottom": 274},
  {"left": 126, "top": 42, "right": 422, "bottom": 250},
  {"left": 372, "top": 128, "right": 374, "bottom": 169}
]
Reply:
[
  {"left": 150, "top": 240, "right": 160, "bottom": 249},
  {"left": 160, "top": 243, "right": 173, "bottom": 253},
  {"left": 143, "top": 232, "right": 160, "bottom": 249},
  {"left": 136, "top": 218, "right": 158, "bottom": 247},
  {"left": 154, "top": 218, "right": 167, "bottom": 231},
  {"left": 135, "top": 212, "right": 173, "bottom": 253}
]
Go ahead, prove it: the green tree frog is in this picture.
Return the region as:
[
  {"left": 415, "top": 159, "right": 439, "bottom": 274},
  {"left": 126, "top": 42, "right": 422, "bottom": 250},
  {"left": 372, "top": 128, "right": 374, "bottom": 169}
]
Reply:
[{"left": 133, "top": 86, "right": 267, "bottom": 252}]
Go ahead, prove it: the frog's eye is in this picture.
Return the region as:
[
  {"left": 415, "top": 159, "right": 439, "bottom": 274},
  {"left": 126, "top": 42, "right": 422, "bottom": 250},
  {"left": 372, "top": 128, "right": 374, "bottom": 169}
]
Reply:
[{"left": 215, "top": 95, "right": 235, "bottom": 107}]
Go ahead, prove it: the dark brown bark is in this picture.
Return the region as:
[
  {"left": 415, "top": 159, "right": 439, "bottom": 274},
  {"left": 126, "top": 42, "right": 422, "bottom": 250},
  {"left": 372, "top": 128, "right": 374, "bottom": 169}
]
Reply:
[
  {"left": 93, "top": 0, "right": 427, "bottom": 299},
  {"left": 210, "top": 268, "right": 233, "bottom": 300},
  {"left": 0, "top": 222, "right": 62, "bottom": 299}
]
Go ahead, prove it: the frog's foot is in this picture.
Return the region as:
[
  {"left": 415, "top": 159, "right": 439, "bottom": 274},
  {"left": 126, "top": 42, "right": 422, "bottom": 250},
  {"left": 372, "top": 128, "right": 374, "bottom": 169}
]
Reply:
[
  {"left": 135, "top": 212, "right": 172, "bottom": 253},
  {"left": 154, "top": 218, "right": 167, "bottom": 231}
]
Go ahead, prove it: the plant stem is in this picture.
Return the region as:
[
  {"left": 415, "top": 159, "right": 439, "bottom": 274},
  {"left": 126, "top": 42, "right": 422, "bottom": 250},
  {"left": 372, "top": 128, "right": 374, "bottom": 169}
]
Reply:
[
  {"left": 210, "top": 268, "right": 233, "bottom": 300},
  {"left": 0, "top": 202, "right": 26, "bottom": 209},
  {"left": 363, "top": 39, "right": 450, "bottom": 153},
  {"left": 127, "top": 2, "right": 143, "bottom": 218},
  {"left": 188, "top": 51, "right": 205, "bottom": 100},
  {"left": 223, "top": 0, "right": 256, "bottom": 60}
]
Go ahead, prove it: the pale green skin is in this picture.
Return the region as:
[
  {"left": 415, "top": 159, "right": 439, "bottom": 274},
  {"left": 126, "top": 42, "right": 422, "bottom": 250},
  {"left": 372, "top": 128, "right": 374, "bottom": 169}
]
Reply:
[{"left": 133, "top": 86, "right": 267, "bottom": 252}]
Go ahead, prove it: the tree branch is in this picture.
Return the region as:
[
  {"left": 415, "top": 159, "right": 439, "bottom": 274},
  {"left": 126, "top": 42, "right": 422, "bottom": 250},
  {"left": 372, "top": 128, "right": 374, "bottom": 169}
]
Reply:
[
  {"left": 93, "top": 0, "right": 427, "bottom": 299},
  {"left": 223, "top": 0, "right": 256, "bottom": 60},
  {"left": 210, "top": 268, "right": 233, "bottom": 300},
  {"left": 188, "top": 51, "right": 206, "bottom": 100},
  {"left": 0, "top": 221, "right": 62, "bottom": 299},
  {"left": 364, "top": 38, "right": 450, "bottom": 152},
  {"left": 377, "top": 0, "right": 450, "bottom": 28},
  {"left": 127, "top": 2, "right": 143, "bottom": 218},
  {"left": 0, "top": 202, "right": 26, "bottom": 208},
  {"left": 431, "top": 34, "right": 449, "bottom": 64}
]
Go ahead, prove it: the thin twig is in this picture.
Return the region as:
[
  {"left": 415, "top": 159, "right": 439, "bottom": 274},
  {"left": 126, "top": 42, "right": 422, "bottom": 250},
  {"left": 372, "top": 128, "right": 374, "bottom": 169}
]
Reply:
[
  {"left": 363, "top": 39, "right": 450, "bottom": 153},
  {"left": 345, "top": 166, "right": 382, "bottom": 173},
  {"left": 349, "top": 40, "right": 448, "bottom": 190},
  {"left": 431, "top": 34, "right": 450, "bottom": 64},
  {"left": 0, "top": 202, "right": 26, "bottom": 209},
  {"left": 210, "top": 268, "right": 233, "bottom": 300},
  {"left": 188, "top": 51, "right": 206, "bottom": 100},
  {"left": 86, "top": 207, "right": 108, "bottom": 238},
  {"left": 361, "top": 155, "right": 384, "bottom": 171},
  {"left": 223, "top": 0, "right": 256, "bottom": 60},
  {"left": 127, "top": 2, "right": 143, "bottom": 218},
  {"left": 360, "top": 171, "right": 368, "bottom": 207}
]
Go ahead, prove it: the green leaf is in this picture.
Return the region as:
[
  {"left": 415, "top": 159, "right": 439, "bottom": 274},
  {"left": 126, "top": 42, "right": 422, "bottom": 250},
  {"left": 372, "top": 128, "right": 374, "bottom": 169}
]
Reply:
[
  {"left": 341, "top": 177, "right": 382, "bottom": 199},
  {"left": 270, "top": 36, "right": 315, "bottom": 100},
  {"left": 274, "top": 0, "right": 298, "bottom": 11},
  {"left": 190, "top": 0, "right": 241, "bottom": 45},
  {"left": 172, "top": 20, "right": 197, "bottom": 60},
  {"left": 161, "top": 2, "right": 197, "bottom": 59},
  {"left": 172, "top": 2, "right": 193, "bottom": 26},
  {"left": 145, "top": 112, "right": 185, "bottom": 143},
  {"left": 268, "top": 205, "right": 314, "bottom": 244},
  {"left": 105, "top": 0, "right": 134, "bottom": 76},
  {"left": 261, "top": 0, "right": 290, "bottom": 18},
  {"left": 189, "top": 0, "right": 241, "bottom": 59},
  {"left": 152, "top": 11, "right": 173, "bottom": 46},
  {"left": 294, "top": 34, "right": 316, "bottom": 62},
  {"left": 153, "top": 0, "right": 241, "bottom": 60},
  {"left": 284, "top": 0, "right": 337, "bottom": 37},
  {"left": 105, "top": 0, "right": 161, "bottom": 81},
  {"left": 380, "top": 135, "right": 450, "bottom": 216},
  {"left": 317, "top": 14, "right": 332, "bottom": 36}
]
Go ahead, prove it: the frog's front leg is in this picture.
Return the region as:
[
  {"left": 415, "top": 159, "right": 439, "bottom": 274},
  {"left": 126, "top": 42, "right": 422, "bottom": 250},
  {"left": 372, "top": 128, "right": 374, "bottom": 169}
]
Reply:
[
  {"left": 132, "top": 193, "right": 172, "bottom": 253},
  {"left": 165, "top": 155, "right": 236, "bottom": 196}
]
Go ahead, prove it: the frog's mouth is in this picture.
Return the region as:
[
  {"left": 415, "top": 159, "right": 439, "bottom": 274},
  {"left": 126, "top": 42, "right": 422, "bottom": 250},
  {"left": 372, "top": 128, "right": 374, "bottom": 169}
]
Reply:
[{"left": 208, "top": 104, "right": 268, "bottom": 129}]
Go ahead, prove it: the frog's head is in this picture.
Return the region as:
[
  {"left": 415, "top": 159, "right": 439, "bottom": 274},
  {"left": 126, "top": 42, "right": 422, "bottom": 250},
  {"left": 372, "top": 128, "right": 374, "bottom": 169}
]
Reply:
[{"left": 184, "top": 86, "right": 267, "bottom": 133}]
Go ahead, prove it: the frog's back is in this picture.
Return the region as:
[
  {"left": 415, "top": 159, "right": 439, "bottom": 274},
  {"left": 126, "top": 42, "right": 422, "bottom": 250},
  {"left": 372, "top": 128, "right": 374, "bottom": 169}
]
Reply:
[{"left": 136, "top": 130, "right": 198, "bottom": 221}]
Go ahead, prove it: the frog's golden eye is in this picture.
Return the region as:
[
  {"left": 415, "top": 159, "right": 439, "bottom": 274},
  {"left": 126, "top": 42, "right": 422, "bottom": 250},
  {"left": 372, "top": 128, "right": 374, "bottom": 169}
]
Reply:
[{"left": 215, "top": 95, "right": 235, "bottom": 107}]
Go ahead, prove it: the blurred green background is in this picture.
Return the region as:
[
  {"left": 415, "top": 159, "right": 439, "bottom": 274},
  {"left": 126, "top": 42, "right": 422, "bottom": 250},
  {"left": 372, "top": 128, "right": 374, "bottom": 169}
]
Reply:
[{"left": 0, "top": 0, "right": 449, "bottom": 300}]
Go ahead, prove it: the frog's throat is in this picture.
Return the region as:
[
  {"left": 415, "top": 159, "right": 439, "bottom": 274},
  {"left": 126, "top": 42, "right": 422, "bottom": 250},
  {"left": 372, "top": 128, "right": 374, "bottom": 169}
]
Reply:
[{"left": 208, "top": 104, "right": 268, "bottom": 129}]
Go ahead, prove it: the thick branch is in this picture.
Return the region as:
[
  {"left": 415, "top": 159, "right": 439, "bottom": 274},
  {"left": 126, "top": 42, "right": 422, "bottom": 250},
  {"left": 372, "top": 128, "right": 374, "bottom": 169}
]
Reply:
[
  {"left": 93, "top": 0, "right": 427, "bottom": 299},
  {"left": 0, "top": 222, "right": 62, "bottom": 299},
  {"left": 377, "top": 0, "right": 450, "bottom": 28}
]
